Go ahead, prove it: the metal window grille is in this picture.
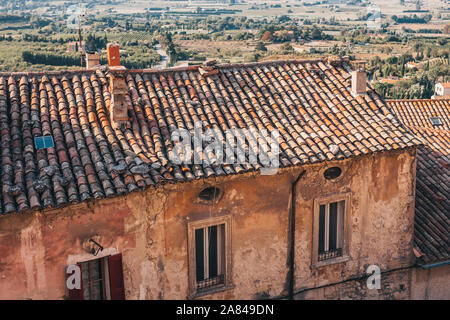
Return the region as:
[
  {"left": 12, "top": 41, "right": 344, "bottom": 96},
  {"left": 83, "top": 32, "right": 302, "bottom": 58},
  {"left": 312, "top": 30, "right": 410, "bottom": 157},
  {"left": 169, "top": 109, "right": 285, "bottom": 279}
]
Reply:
[
  {"left": 318, "top": 201, "right": 345, "bottom": 261},
  {"left": 195, "top": 224, "right": 226, "bottom": 292},
  {"left": 318, "top": 248, "right": 343, "bottom": 261},
  {"left": 196, "top": 274, "right": 225, "bottom": 291}
]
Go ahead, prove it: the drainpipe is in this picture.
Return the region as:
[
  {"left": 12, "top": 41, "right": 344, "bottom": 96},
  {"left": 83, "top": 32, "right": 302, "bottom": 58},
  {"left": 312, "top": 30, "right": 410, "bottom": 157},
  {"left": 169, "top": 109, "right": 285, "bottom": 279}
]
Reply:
[
  {"left": 287, "top": 170, "right": 306, "bottom": 300},
  {"left": 421, "top": 260, "right": 450, "bottom": 269}
]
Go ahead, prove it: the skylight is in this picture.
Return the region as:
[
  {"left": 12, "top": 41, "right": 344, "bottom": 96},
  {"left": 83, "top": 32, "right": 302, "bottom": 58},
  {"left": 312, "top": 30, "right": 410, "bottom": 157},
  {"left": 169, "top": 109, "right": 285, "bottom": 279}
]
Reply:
[
  {"left": 34, "top": 135, "right": 55, "bottom": 149},
  {"left": 430, "top": 117, "right": 443, "bottom": 126}
]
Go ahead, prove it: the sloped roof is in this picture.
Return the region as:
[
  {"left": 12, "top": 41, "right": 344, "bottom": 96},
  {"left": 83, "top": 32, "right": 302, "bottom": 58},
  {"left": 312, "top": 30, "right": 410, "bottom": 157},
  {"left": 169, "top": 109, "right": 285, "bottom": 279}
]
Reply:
[
  {"left": 437, "top": 82, "right": 450, "bottom": 88},
  {"left": 388, "top": 99, "right": 449, "bottom": 130},
  {"left": 389, "top": 99, "right": 450, "bottom": 265},
  {"left": 0, "top": 59, "right": 421, "bottom": 215}
]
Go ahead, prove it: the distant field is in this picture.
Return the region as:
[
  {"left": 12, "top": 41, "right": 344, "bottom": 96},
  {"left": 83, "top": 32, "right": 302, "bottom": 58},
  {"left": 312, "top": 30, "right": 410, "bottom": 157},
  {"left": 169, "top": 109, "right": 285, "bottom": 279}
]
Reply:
[
  {"left": 1, "top": 0, "right": 449, "bottom": 30},
  {"left": 0, "top": 0, "right": 448, "bottom": 71},
  {"left": 176, "top": 39, "right": 254, "bottom": 53},
  {"left": 84, "top": 0, "right": 450, "bottom": 20},
  {"left": 0, "top": 40, "right": 80, "bottom": 71}
]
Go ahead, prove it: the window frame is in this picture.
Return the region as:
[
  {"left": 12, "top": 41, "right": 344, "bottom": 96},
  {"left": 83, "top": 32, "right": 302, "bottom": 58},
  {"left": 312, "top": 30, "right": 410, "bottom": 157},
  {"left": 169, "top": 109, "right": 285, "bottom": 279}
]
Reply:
[
  {"left": 34, "top": 135, "right": 54, "bottom": 149},
  {"left": 67, "top": 252, "right": 125, "bottom": 300},
  {"left": 187, "top": 215, "right": 232, "bottom": 298},
  {"left": 80, "top": 256, "right": 111, "bottom": 300},
  {"left": 429, "top": 117, "right": 442, "bottom": 126},
  {"left": 312, "top": 193, "right": 351, "bottom": 268}
]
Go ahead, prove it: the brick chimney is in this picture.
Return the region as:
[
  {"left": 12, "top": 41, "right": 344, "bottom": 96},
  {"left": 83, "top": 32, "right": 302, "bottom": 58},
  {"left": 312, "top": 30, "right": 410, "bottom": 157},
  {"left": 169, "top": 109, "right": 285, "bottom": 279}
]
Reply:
[
  {"left": 86, "top": 52, "right": 100, "bottom": 69},
  {"left": 106, "top": 43, "right": 128, "bottom": 126},
  {"left": 351, "top": 70, "right": 367, "bottom": 96},
  {"left": 107, "top": 43, "right": 121, "bottom": 67},
  {"left": 109, "top": 72, "right": 129, "bottom": 126}
]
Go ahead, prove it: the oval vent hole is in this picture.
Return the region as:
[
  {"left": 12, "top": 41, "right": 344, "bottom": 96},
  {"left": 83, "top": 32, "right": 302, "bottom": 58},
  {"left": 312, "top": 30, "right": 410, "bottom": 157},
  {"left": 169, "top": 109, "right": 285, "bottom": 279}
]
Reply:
[
  {"left": 199, "top": 187, "right": 221, "bottom": 201},
  {"left": 324, "top": 167, "right": 342, "bottom": 180}
]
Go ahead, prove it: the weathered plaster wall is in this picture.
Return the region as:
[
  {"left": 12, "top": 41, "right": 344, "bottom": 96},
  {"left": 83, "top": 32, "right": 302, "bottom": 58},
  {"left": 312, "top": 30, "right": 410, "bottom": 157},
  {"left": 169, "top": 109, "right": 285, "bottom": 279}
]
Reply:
[
  {"left": 294, "top": 269, "right": 412, "bottom": 300},
  {"left": 0, "top": 199, "right": 135, "bottom": 299},
  {"left": 0, "top": 148, "right": 429, "bottom": 300},
  {"left": 411, "top": 265, "right": 450, "bottom": 300},
  {"left": 127, "top": 170, "right": 294, "bottom": 300},
  {"left": 0, "top": 165, "right": 293, "bottom": 300},
  {"left": 292, "top": 148, "right": 418, "bottom": 299}
]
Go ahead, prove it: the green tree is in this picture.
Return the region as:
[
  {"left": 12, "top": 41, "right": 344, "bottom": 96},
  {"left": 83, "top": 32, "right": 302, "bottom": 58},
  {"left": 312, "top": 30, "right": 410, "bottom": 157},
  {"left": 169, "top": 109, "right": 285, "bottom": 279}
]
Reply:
[{"left": 255, "top": 42, "right": 267, "bottom": 52}]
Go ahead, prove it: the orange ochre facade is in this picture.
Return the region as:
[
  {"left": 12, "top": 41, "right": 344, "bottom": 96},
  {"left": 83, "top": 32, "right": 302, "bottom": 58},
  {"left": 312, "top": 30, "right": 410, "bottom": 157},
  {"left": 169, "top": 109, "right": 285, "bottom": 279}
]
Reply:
[{"left": 1, "top": 148, "right": 448, "bottom": 300}]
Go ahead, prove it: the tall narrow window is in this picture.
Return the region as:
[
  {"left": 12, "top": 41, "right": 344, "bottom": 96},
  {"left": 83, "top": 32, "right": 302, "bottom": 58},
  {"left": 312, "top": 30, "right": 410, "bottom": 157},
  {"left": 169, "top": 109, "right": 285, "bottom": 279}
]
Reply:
[
  {"left": 318, "top": 200, "right": 345, "bottom": 261},
  {"left": 195, "top": 224, "right": 225, "bottom": 290},
  {"left": 188, "top": 216, "right": 232, "bottom": 297},
  {"left": 313, "top": 194, "right": 350, "bottom": 267},
  {"left": 66, "top": 254, "right": 125, "bottom": 300},
  {"left": 81, "top": 258, "right": 108, "bottom": 300}
]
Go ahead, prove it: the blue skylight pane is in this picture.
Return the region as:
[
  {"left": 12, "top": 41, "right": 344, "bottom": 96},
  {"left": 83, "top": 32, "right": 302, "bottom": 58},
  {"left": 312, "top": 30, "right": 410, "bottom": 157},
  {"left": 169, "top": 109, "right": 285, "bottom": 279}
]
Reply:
[
  {"left": 34, "top": 137, "right": 45, "bottom": 149},
  {"left": 430, "top": 117, "right": 442, "bottom": 126},
  {"left": 43, "top": 135, "right": 55, "bottom": 148},
  {"left": 34, "top": 136, "right": 54, "bottom": 149}
]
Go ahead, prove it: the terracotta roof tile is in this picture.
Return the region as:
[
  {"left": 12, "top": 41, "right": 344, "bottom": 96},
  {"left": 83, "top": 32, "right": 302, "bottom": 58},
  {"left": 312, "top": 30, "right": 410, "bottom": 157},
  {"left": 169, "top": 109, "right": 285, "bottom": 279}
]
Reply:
[
  {"left": 0, "top": 59, "right": 421, "bottom": 215},
  {"left": 388, "top": 99, "right": 449, "bottom": 130},
  {"left": 389, "top": 99, "right": 449, "bottom": 264}
]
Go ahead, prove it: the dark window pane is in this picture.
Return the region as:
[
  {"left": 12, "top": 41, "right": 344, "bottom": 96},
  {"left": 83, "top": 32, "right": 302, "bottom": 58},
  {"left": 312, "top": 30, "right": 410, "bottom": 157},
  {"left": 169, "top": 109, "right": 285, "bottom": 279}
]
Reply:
[
  {"left": 81, "top": 262, "right": 89, "bottom": 299},
  {"left": 219, "top": 224, "right": 225, "bottom": 275},
  {"left": 34, "top": 137, "right": 44, "bottom": 149},
  {"left": 195, "top": 228, "right": 204, "bottom": 281},
  {"left": 34, "top": 136, "right": 54, "bottom": 149},
  {"left": 43, "top": 135, "right": 54, "bottom": 148},
  {"left": 338, "top": 200, "right": 345, "bottom": 249},
  {"left": 91, "top": 281, "right": 103, "bottom": 300},
  {"left": 81, "top": 263, "right": 89, "bottom": 282},
  {"left": 208, "top": 226, "right": 218, "bottom": 278},
  {"left": 199, "top": 187, "right": 221, "bottom": 201},
  {"left": 324, "top": 167, "right": 342, "bottom": 180},
  {"left": 82, "top": 284, "right": 90, "bottom": 300},
  {"left": 81, "top": 259, "right": 105, "bottom": 300},
  {"left": 329, "top": 202, "right": 338, "bottom": 251},
  {"left": 318, "top": 205, "right": 325, "bottom": 254},
  {"left": 90, "top": 260, "right": 101, "bottom": 280}
]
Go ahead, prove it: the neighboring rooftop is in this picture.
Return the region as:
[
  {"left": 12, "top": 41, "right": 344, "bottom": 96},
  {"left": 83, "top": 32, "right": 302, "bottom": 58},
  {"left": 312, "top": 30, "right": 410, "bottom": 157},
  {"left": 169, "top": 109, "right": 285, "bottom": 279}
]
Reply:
[
  {"left": 437, "top": 82, "right": 450, "bottom": 89},
  {"left": 389, "top": 99, "right": 450, "bottom": 265},
  {"left": 0, "top": 58, "right": 421, "bottom": 215},
  {"left": 388, "top": 99, "right": 449, "bottom": 130}
]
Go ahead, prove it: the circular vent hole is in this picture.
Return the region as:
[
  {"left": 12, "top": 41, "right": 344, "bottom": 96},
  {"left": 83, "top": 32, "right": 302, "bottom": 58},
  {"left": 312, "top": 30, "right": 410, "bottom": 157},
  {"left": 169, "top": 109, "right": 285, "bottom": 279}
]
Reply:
[
  {"left": 324, "top": 167, "right": 342, "bottom": 180},
  {"left": 198, "top": 187, "right": 221, "bottom": 202}
]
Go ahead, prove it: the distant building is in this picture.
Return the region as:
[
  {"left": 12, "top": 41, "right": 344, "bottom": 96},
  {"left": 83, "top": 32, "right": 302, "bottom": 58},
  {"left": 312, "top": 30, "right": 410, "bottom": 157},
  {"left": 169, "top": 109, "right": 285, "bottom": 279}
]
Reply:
[
  {"left": 350, "top": 60, "right": 367, "bottom": 70},
  {"left": 405, "top": 62, "right": 421, "bottom": 70},
  {"left": 261, "top": 31, "right": 274, "bottom": 42},
  {"left": 67, "top": 41, "right": 86, "bottom": 53},
  {"left": 433, "top": 82, "right": 450, "bottom": 99}
]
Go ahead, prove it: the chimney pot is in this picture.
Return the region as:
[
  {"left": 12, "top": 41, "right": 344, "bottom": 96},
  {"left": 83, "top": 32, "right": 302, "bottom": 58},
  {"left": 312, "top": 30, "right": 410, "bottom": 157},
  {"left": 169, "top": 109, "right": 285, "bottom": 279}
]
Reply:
[
  {"left": 351, "top": 70, "right": 367, "bottom": 95},
  {"left": 107, "top": 43, "right": 121, "bottom": 67}
]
